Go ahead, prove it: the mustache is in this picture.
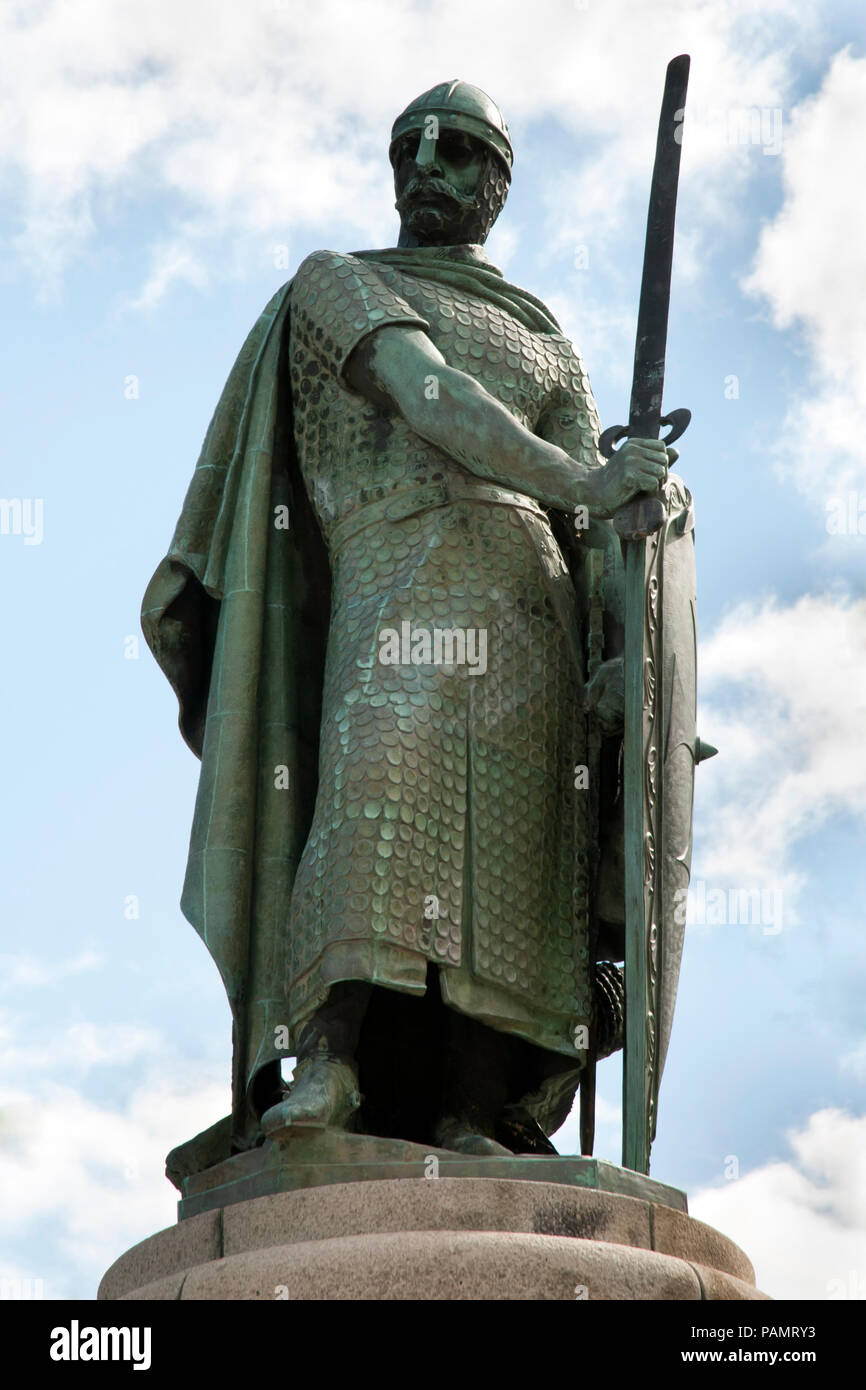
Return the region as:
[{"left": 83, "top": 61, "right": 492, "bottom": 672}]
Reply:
[{"left": 395, "top": 175, "right": 478, "bottom": 216}]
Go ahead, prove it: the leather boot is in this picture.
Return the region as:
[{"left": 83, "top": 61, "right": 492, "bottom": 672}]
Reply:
[{"left": 261, "top": 982, "right": 370, "bottom": 1134}]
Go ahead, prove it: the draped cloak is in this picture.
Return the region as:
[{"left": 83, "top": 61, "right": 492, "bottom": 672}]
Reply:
[{"left": 142, "top": 247, "right": 616, "bottom": 1155}]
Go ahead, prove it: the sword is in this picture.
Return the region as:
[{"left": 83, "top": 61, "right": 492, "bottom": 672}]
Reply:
[
  {"left": 599, "top": 53, "right": 692, "bottom": 506},
  {"left": 598, "top": 54, "right": 691, "bottom": 1174}
]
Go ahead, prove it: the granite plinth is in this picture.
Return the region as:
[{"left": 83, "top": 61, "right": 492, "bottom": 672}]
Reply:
[{"left": 99, "top": 1173, "right": 769, "bottom": 1301}]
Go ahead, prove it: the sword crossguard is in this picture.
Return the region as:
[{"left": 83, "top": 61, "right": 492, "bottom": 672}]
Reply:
[
  {"left": 599, "top": 408, "right": 692, "bottom": 540},
  {"left": 598, "top": 407, "right": 691, "bottom": 461}
]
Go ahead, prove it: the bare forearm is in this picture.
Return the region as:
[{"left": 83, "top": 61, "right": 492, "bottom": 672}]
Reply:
[
  {"left": 348, "top": 326, "right": 596, "bottom": 512},
  {"left": 409, "top": 367, "right": 596, "bottom": 511},
  {"left": 346, "top": 325, "right": 668, "bottom": 519}
]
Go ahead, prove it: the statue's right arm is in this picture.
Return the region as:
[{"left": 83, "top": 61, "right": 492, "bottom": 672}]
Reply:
[{"left": 345, "top": 325, "right": 667, "bottom": 518}]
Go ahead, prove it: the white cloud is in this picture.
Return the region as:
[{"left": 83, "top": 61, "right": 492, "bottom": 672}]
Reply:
[
  {"left": 128, "top": 236, "right": 209, "bottom": 311},
  {"left": 552, "top": 1090, "right": 622, "bottom": 1160},
  {"left": 693, "top": 592, "right": 866, "bottom": 911},
  {"left": 743, "top": 48, "right": 866, "bottom": 507},
  {"left": 0, "top": 1017, "right": 164, "bottom": 1076},
  {"left": 0, "top": 1000, "right": 228, "bottom": 1298},
  {"left": 841, "top": 1041, "right": 866, "bottom": 1083},
  {"left": 691, "top": 1108, "right": 866, "bottom": 1299},
  {"left": 0, "top": 1071, "right": 229, "bottom": 1298},
  {"left": 0, "top": 950, "right": 102, "bottom": 990},
  {"left": 0, "top": 0, "right": 813, "bottom": 301}
]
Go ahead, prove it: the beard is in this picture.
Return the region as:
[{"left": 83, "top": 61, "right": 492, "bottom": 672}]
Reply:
[
  {"left": 394, "top": 153, "right": 509, "bottom": 247},
  {"left": 394, "top": 175, "right": 480, "bottom": 243}
]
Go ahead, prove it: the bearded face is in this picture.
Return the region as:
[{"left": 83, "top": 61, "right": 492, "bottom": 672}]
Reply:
[{"left": 391, "top": 128, "right": 509, "bottom": 247}]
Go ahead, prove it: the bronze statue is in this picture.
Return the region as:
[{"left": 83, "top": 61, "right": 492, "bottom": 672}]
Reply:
[{"left": 143, "top": 79, "right": 687, "bottom": 1176}]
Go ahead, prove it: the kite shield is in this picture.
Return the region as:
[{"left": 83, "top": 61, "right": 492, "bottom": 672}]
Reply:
[{"left": 622, "top": 474, "right": 697, "bottom": 1173}]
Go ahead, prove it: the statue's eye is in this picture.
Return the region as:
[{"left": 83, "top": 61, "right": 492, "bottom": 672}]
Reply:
[
  {"left": 437, "top": 133, "right": 475, "bottom": 165},
  {"left": 393, "top": 137, "right": 415, "bottom": 169}
]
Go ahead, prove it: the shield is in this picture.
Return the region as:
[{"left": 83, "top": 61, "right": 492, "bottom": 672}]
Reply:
[{"left": 622, "top": 473, "right": 697, "bottom": 1173}]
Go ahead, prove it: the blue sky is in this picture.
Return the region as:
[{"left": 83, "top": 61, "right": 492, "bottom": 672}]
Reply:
[{"left": 1, "top": 0, "right": 865, "bottom": 1301}]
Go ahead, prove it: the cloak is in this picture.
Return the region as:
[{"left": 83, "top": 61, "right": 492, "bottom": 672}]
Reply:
[{"left": 141, "top": 247, "right": 578, "bottom": 1154}]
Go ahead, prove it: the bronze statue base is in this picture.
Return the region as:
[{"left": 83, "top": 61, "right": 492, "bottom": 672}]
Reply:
[{"left": 170, "top": 1126, "right": 689, "bottom": 1222}]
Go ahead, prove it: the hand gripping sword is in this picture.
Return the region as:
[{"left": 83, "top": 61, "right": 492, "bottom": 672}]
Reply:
[{"left": 598, "top": 54, "right": 691, "bottom": 1174}]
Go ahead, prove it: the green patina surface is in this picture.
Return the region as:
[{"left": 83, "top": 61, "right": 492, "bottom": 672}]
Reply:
[
  {"left": 176, "top": 1128, "right": 688, "bottom": 1221},
  {"left": 144, "top": 77, "right": 698, "bottom": 1185}
]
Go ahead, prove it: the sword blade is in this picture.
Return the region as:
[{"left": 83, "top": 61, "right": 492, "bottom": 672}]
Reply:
[
  {"left": 628, "top": 54, "right": 690, "bottom": 440},
  {"left": 621, "top": 55, "right": 690, "bottom": 1176}
]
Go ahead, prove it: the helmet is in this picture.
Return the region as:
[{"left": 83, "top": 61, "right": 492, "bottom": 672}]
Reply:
[{"left": 389, "top": 80, "right": 513, "bottom": 178}]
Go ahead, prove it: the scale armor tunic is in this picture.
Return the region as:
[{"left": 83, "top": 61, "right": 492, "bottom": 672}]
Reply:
[{"left": 286, "top": 248, "right": 605, "bottom": 1065}]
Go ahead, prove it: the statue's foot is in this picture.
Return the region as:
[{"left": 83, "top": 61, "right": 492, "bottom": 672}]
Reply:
[
  {"left": 433, "top": 1118, "right": 513, "bottom": 1157},
  {"left": 260, "top": 1055, "right": 361, "bottom": 1136},
  {"left": 495, "top": 1105, "right": 559, "bottom": 1156}
]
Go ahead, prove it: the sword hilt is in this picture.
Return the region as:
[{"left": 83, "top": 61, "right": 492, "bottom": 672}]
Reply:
[
  {"left": 598, "top": 407, "right": 692, "bottom": 539},
  {"left": 613, "top": 493, "right": 666, "bottom": 540}
]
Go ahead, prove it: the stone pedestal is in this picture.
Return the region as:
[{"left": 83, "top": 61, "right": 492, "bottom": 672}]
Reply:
[{"left": 99, "top": 1169, "right": 768, "bottom": 1300}]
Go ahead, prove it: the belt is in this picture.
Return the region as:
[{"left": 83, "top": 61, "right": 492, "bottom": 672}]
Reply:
[{"left": 328, "top": 477, "right": 547, "bottom": 553}]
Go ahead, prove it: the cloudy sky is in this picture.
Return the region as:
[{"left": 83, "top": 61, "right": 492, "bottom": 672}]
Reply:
[{"left": 1, "top": 0, "right": 864, "bottom": 1302}]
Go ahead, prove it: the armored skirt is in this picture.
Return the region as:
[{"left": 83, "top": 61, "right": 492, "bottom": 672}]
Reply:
[
  {"left": 286, "top": 247, "right": 603, "bottom": 1068},
  {"left": 287, "top": 493, "right": 593, "bottom": 1059}
]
